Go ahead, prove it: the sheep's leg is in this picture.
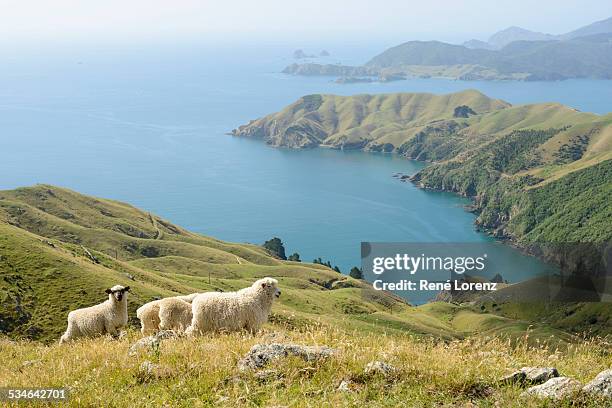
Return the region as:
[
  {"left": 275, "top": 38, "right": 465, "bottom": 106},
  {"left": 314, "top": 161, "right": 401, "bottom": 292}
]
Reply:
[
  {"left": 104, "top": 320, "right": 119, "bottom": 339},
  {"left": 158, "top": 313, "right": 172, "bottom": 331},
  {"left": 244, "top": 321, "right": 258, "bottom": 335},
  {"left": 60, "top": 321, "right": 78, "bottom": 344}
]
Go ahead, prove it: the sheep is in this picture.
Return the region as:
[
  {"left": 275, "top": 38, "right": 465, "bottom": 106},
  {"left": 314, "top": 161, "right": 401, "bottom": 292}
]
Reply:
[
  {"left": 59, "top": 285, "right": 130, "bottom": 344},
  {"left": 186, "top": 277, "right": 281, "bottom": 335},
  {"left": 136, "top": 293, "right": 199, "bottom": 335},
  {"left": 158, "top": 298, "right": 193, "bottom": 332}
]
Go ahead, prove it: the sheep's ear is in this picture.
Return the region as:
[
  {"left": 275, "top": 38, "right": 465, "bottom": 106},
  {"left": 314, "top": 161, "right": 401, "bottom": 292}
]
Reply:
[
  {"left": 105, "top": 288, "right": 112, "bottom": 294},
  {"left": 124, "top": 286, "right": 130, "bottom": 292}
]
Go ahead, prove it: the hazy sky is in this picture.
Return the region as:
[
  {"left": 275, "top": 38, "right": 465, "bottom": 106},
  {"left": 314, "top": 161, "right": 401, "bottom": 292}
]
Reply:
[{"left": 1, "top": 0, "right": 611, "bottom": 45}]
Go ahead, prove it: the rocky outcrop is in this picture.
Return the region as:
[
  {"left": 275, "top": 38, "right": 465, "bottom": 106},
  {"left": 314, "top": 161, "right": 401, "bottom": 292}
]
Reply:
[
  {"left": 582, "top": 369, "right": 612, "bottom": 398},
  {"left": 499, "top": 366, "right": 559, "bottom": 385},
  {"left": 128, "top": 330, "right": 179, "bottom": 356},
  {"left": 520, "top": 377, "right": 582, "bottom": 400},
  {"left": 237, "top": 343, "right": 336, "bottom": 371},
  {"left": 364, "top": 361, "right": 396, "bottom": 377}
]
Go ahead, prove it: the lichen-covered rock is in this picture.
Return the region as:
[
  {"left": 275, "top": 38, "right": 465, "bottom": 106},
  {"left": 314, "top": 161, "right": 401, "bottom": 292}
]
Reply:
[
  {"left": 582, "top": 369, "right": 612, "bottom": 398},
  {"left": 498, "top": 370, "right": 527, "bottom": 385},
  {"left": 337, "top": 380, "right": 355, "bottom": 392},
  {"left": 237, "top": 343, "right": 336, "bottom": 371},
  {"left": 499, "top": 367, "right": 558, "bottom": 385},
  {"left": 128, "top": 330, "right": 179, "bottom": 356},
  {"left": 364, "top": 361, "right": 396, "bottom": 377},
  {"left": 139, "top": 360, "right": 159, "bottom": 377},
  {"left": 521, "top": 377, "right": 581, "bottom": 400}
]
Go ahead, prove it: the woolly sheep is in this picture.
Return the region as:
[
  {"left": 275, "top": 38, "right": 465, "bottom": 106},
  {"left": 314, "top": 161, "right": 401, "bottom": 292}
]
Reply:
[
  {"left": 136, "top": 293, "right": 198, "bottom": 335},
  {"left": 186, "top": 277, "right": 281, "bottom": 335},
  {"left": 158, "top": 297, "right": 193, "bottom": 332},
  {"left": 59, "top": 285, "right": 130, "bottom": 344}
]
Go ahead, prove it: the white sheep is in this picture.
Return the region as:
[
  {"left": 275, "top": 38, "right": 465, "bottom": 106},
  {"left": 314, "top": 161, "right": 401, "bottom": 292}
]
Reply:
[
  {"left": 186, "top": 277, "right": 281, "bottom": 335},
  {"left": 136, "top": 293, "right": 198, "bottom": 335},
  {"left": 59, "top": 285, "right": 130, "bottom": 344}
]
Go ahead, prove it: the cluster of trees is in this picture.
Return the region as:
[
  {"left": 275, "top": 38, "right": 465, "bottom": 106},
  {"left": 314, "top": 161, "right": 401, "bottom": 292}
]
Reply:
[
  {"left": 313, "top": 258, "right": 341, "bottom": 273},
  {"left": 263, "top": 237, "right": 364, "bottom": 280}
]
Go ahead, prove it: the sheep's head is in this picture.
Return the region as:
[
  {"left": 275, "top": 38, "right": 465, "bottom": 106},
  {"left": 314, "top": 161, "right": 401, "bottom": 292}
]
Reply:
[
  {"left": 106, "top": 285, "right": 130, "bottom": 302},
  {"left": 255, "top": 277, "right": 280, "bottom": 300}
]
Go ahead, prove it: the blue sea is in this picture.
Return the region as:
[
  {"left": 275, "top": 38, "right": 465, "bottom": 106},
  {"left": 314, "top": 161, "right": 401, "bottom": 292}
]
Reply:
[{"left": 1, "top": 41, "right": 610, "bottom": 295}]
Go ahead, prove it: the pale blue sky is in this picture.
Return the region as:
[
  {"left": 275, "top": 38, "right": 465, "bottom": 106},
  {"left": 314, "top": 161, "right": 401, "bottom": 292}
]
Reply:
[{"left": 1, "top": 0, "right": 611, "bottom": 44}]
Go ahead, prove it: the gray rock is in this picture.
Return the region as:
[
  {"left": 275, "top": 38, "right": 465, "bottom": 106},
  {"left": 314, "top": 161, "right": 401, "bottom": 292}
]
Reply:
[
  {"left": 128, "top": 330, "right": 179, "bottom": 356},
  {"left": 254, "top": 369, "right": 282, "bottom": 381},
  {"left": 21, "top": 359, "right": 42, "bottom": 368},
  {"left": 337, "top": 380, "right": 354, "bottom": 392},
  {"left": 521, "top": 377, "right": 582, "bottom": 400},
  {"left": 139, "top": 360, "right": 159, "bottom": 377},
  {"left": 364, "top": 361, "right": 396, "bottom": 377},
  {"left": 498, "top": 370, "right": 527, "bottom": 385},
  {"left": 522, "top": 367, "right": 559, "bottom": 383},
  {"left": 237, "top": 343, "right": 336, "bottom": 371},
  {"left": 500, "top": 366, "right": 558, "bottom": 385},
  {"left": 582, "top": 368, "right": 612, "bottom": 398}
]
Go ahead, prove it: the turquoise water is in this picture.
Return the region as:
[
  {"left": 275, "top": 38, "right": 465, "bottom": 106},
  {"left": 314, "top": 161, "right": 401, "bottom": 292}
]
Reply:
[{"left": 1, "top": 43, "right": 610, "bottom": 283}]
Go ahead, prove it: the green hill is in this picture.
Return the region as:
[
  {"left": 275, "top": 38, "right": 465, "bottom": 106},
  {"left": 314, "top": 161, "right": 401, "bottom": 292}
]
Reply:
[
  {"left": 2, "top": 184, "right": 602, "bottom": 344},
  {"left": 232, "top": 90, "right": 612, "bottom": 247}
]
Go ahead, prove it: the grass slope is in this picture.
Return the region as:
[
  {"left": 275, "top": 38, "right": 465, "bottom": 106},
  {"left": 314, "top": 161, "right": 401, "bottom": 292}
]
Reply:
[
  {"left": 0, "top": 185, "right": 588, "bottom": 344},
  {"left": 1, "top": 327, "right": 610, "bottom": 407}
]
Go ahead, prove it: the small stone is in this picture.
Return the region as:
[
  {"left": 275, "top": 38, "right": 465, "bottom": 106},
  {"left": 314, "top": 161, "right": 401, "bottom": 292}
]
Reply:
[
  {"left": 498, "top": 370, "right": 526, "bottom": 385},
  {"left": 140, "top": 361, "right": 158, "bottom": 374},
  {"left": 364, "top": 361, "right": 396, "bottom": 377},
  {"left": 522, "top": 367, "right": 559, "bottom": 384},
  {"left": 499, "top": 367, "right": 558, "bottom": 386},
  {"left": 521, "top": 377, "right": 581, "bottom": 400},
  {"left": 237, "top": 343, "right": 336, "bottom": 371},
  {"left": 337, "top": 380, "right": 354, "bottom": 392},
  {"left": 129, "top": 336, "right": 160, "bottom": 356},
  {"left": 582, "top": 368, "right": 612, "bottom": 398},
  {"left": 254, "top": 369, "right": 282, "bottom": 381},
  {"left": 21, "top": 359, "right": 42, "bottom": 368}
]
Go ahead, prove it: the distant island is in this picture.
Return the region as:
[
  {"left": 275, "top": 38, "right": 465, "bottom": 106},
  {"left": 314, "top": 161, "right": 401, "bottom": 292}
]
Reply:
[
  {"left": 231, "top": 90, "right": 612, "bottom": 248},
  {"left": 284, "top": 17, "right": 612, "bottom": 81},
  {"left": 293, "top": 49, "right": 332, "bottom": 59}
]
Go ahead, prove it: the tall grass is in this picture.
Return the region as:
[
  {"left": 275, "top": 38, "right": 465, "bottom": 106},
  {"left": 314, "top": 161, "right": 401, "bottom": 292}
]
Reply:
[{"left": 1, "top": 325, "right": 609, "bottom": 407}]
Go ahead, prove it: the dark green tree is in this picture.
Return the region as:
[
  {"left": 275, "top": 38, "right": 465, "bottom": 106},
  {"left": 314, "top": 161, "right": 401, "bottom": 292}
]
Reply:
[
  {"left": 333, "top": 265, "right": 341, "bottom": 273},
  {"left": 288, "top": 252, "right": 301, "bottom": 262},
  {"left": 349, "top": 267, "right": 363, "bottom": 280},
  {"left": 263, "top": 237, "right": 286, "bottom": 260},
  {"left": 453, "top": 105, "right": 476, "bottom": 118}
]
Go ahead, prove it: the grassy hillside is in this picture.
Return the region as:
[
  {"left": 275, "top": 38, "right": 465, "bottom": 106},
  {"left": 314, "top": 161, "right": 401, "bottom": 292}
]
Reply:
[
  {"left": 232, "top": 91, "right": 612, "bottom": 247},
  {"left": 1, "top": 186, "right": 609, "bottom": 405},
  {"left": 2, "top": 184, "right": 586, "bottom": 344},
  {"left": 2, "top": 184, "right": 604, "bottom": 344},
  {"left": 232, "top": 90, "right": 511, "bottom": 149},
  {"left": 2, "top": 326, "right": 610, "bottom": 407}
]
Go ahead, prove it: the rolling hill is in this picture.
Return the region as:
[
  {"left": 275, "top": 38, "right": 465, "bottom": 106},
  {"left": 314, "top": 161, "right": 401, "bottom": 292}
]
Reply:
[
  {"left": 0, "top": 188, "right": 609, "bottom": 406},
  {"left": 2, "top": 184, "right": 607, "bottom": 345},
  {"left": 231, "top": 90, "right": 612, "bottom": 249}
]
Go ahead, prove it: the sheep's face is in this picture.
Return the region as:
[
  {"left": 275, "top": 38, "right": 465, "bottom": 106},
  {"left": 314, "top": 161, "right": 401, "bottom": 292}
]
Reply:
[
  {"left": 106, "top": 285, "right": 130, "bottom": 302},
  {"left": 258, "top": 278, "right": 280, "bottom": 300}
]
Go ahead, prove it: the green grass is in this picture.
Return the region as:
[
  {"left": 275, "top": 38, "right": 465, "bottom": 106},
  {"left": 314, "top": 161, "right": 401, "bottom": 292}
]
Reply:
[
  {"left": 1, "top": 185, "right": 610, "bottom": 406},
  {"left": 1, "top": 184, "right": 600, "bottom": 344},
  {"left": 1, "top": 326, "right": 609, "bottom": 407}
]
